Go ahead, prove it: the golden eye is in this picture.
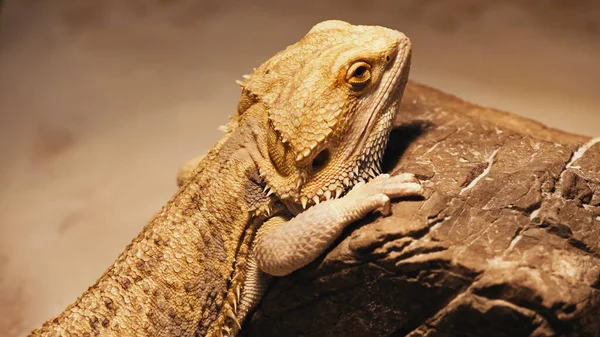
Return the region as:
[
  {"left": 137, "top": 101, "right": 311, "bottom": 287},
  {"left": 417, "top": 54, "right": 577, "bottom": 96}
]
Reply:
[{"left": 345, "top": 61, "right": 372, "bottom": 89}]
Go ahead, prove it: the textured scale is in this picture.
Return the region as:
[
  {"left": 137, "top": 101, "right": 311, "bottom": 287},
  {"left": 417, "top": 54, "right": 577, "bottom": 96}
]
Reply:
[{"left": 29, "top": 20, "right": 422, "bottom": 337}]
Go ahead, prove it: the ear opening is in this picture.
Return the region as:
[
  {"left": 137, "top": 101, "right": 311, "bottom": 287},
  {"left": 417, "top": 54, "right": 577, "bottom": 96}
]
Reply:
[{"left": 311, "top": 149, "right": 330, "bottom": 172}]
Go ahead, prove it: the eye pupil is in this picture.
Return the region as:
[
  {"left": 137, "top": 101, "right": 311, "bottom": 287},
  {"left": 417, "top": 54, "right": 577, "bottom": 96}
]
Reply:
[{"left": 354, "top": 66, "right": 366, "bottom": 77}]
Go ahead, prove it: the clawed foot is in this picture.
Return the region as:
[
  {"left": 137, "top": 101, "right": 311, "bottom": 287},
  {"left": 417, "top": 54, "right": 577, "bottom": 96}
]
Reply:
[{"left": 346, "top": 173, "right": 424, "bottom": 216}]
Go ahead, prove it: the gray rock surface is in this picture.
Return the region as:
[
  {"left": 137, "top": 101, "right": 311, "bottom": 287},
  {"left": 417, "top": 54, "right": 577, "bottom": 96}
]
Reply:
[{"left": 242, "top": 82, "right": 600, "bottom": 337}]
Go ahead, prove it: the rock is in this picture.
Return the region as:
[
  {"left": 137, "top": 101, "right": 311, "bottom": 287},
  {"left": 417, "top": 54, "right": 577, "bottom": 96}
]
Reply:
[{"left": 242, "top": 82, "right": 600, "bottom": 337}]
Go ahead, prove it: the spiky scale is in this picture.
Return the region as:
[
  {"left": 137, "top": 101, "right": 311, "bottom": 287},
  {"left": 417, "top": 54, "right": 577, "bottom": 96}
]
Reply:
[
  {"left": 235, "top": 284, "right": 241, "bottom": 302},
  {"left": 226, "top": 309, "right": 241, "bottom": 329},
  {"left": 301, "top": 196, "right": 309, "bottom": 209},
  {"left": 227, "top": 294, "right": 237, "bottom": 313},
  {"left": 368, "top": 167, "right": 377, "bottom": 178},
  {"left": 296, "top": 177, "right": 304, "bottom": 190}
]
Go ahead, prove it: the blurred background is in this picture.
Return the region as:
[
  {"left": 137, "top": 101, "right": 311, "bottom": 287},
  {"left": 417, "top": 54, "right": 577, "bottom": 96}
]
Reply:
[{"left": 0, "top": 0, "right": 598, "bottom": 335}]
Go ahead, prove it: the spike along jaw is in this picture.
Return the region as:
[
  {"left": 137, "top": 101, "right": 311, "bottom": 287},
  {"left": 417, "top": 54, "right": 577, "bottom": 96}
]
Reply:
[{"left": 257, "top": 22, "right": 412, "bottom": 211}]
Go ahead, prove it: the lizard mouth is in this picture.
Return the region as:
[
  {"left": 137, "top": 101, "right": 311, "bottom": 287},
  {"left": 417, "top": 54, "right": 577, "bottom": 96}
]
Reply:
[{"left": 299, "top": 39, "right": 411, "bottom": 208}]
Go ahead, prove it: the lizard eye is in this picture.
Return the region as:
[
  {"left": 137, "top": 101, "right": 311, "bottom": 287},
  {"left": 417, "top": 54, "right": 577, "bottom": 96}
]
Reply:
[{"left": 346, "top": 61, "right": 371, "bottom": 90}]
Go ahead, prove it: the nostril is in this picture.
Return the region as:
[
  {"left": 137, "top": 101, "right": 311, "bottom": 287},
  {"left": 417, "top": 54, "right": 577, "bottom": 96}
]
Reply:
[{"left": 385, "top": 55, "right": 391, "bottom": 62}]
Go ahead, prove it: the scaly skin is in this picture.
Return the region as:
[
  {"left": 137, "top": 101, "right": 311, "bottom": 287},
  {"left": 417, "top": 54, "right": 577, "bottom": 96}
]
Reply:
[{"left": 30, "top": 20, "right": 422, "bottom": 337}]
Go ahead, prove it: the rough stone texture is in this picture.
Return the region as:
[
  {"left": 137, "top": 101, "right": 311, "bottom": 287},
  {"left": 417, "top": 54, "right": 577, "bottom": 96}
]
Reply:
[{"left": 242, "top": 82, "right": 600, "bottom": 337}]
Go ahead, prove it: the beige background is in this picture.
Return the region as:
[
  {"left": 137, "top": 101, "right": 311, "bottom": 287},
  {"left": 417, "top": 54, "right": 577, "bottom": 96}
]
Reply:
[{"left": 1, "top": 1, "right": 599, "bottom": 335}]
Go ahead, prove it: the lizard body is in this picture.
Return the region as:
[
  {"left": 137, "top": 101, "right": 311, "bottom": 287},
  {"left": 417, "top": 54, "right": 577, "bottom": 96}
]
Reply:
[{"left": 30, "top": 20, "right": 421, "bottom": 337}]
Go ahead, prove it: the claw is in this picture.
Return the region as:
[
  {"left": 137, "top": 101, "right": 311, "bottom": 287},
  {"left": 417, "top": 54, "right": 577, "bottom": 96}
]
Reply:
[{"left": 379, "top": 194, "right": 392, "bottom": 216}]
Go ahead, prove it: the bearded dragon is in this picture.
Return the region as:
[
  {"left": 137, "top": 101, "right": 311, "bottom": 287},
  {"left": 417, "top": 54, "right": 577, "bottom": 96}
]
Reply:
[{"left": 30, "top": 20, "right": 422, "bottom": 337}]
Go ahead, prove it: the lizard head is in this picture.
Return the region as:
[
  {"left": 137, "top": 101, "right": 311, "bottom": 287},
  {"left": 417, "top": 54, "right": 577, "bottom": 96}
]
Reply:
[{"left": 239, "top": 20, "right": 412, "bottom": 210}]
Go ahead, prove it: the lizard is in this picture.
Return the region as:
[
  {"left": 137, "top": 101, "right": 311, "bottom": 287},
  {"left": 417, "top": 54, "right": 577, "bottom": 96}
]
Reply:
[{"left": 29, "top": 20, "right": 423, "bottom": 337}]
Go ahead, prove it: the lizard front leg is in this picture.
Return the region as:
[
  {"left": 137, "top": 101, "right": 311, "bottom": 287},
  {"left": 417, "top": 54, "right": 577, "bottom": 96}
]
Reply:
[{"left": 254, "top": 173, "right": 424, "bottom": 277}]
